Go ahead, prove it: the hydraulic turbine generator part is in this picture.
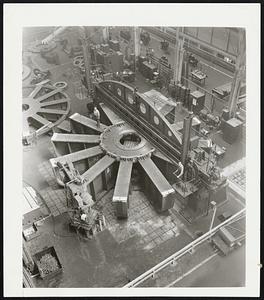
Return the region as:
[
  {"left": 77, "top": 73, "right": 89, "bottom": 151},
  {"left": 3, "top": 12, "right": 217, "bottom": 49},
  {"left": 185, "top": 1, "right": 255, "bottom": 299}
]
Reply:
[
  {"left": 50, "top": 81, "right": 227, "bottom": 222},
  {"left": 22, "top": 83, "right": 70, "bottom": 146}
]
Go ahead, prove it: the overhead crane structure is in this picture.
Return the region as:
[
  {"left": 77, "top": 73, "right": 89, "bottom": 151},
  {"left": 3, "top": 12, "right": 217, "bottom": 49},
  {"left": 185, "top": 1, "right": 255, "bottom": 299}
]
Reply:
[{"left": 50, "top": 80, "right": 227, "bottom": 220}]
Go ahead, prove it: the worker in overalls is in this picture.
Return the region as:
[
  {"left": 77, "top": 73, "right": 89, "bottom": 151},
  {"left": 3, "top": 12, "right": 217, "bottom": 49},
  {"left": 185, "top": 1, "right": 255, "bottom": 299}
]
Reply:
[
  {"left": 93, "top": 106, "right": 101, "bottom": 127},
  {"left": 133, "top": 87, "right": 138, "bottom": 104}
]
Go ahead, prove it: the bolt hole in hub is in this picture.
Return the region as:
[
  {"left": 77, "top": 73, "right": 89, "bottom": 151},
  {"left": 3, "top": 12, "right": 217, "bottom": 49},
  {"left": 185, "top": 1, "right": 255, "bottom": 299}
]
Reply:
[
  {"left": 119, "top": 133, "right": 141, "bottom": 148},
  {"left": 22, "top": 104, "right": 30, "bottom": 111}
]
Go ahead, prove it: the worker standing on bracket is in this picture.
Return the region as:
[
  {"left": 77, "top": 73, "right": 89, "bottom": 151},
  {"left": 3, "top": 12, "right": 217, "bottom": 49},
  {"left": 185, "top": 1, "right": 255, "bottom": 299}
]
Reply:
[
  {"left": 93, "top": 106, "right": 101, "bottom": 127},
  {"left": 133, "top": 86, "right": 138, "bottom": 103}
]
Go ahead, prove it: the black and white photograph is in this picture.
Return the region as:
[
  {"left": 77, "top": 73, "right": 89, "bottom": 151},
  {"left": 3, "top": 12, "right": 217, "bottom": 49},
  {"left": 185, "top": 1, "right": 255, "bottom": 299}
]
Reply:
[{"left": 3, "top": 3, "right": 261, "bottom": 297}]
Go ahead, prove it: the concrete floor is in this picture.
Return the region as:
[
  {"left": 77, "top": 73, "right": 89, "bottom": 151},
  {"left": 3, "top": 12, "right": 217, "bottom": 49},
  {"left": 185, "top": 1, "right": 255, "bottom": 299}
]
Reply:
[
  {"left": 30, "top": 212, "right": 192, "bottom": 288},
  {"left": 173, "top": 242, "right": 245, "bottom": 287},
  {"left": 23, "top": 130, "right": 194, "bottom": 288},
  {"left": 24, "top": 138, "right": 245, "bottom": 287},
  {"left": 127, "top": 30, "right": 234, "bottom": 115},
  {"left": 23, "top": 27, "right": 246, "bottom": 288}
]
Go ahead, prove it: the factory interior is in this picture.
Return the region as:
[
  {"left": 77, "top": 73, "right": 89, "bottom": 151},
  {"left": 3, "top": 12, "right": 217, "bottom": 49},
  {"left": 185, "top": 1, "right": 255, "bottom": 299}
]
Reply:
[{"left": 22, "top": 26, "right": 246, "bottom": 288}]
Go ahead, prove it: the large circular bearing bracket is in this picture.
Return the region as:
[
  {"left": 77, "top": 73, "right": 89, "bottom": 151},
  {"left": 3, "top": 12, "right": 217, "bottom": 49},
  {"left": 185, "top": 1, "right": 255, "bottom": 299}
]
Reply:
[{"left": 99, "top": 122, "right": 155, "bottom": 161}]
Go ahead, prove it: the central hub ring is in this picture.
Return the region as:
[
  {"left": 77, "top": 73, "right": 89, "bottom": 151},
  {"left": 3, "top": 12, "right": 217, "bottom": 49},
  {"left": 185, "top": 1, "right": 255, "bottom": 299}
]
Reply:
[
  {"left": 99, "top": 122, "right": 155, "bottom": 161},
  {"left": 119, "top": 132, "right": 141, "bottom": 147}
]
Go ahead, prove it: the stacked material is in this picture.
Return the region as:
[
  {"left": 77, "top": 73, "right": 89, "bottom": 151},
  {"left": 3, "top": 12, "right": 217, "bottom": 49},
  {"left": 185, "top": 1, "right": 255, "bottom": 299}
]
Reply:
[{"left": 37, "top": 254, "right": 60, "bottom": 277}]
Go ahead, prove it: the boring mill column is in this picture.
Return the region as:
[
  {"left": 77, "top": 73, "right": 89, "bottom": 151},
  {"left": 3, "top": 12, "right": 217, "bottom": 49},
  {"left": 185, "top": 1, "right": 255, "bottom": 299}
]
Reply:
[
  {"left": 173, "top": 27, "right": 185, "bottom": 83},
  {"left": 181, "top": 111, "right": 193, "bottom": 168}
]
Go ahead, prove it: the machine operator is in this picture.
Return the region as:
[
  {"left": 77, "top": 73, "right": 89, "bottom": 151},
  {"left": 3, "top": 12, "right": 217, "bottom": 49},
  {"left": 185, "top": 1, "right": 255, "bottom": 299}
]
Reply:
[{"left": 93, "top": 106, "right": 101, "bottom": 127}]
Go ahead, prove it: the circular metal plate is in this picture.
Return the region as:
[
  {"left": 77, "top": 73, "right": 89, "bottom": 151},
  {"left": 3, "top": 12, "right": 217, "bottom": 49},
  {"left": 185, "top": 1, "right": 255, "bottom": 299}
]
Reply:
[{"left": 99, "top": 122, "right": 155, "bottom": 161}]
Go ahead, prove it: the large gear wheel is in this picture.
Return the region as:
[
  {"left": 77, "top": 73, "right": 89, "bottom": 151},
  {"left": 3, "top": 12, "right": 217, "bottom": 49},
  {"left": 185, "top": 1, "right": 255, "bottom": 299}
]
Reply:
[{"left": 22, "top": 83, "right": 71, "bottom": 143}]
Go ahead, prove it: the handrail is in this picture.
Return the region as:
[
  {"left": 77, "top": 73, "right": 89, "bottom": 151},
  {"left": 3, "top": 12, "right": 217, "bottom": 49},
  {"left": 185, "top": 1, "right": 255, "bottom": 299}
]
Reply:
[{"left": 123, "top": 208, "right": 245, "bottom": 287}]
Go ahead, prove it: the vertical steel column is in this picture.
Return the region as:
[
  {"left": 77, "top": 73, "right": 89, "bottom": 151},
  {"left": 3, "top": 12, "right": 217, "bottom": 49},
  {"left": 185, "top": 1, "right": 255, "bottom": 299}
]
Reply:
[
  {"left": 80, "top": 27, "right": 92, "bottom": 98},
  {"left": 182, "top": 51, "right": 189, "bottom": 86},
  {"left": 181, "top": 112, "right": 193, "bottom": 168},
  {"left": 228, "top": 28, "right": 246, "bottom": 118},
  {"left": 173, "top": 27, "right": 185, "bottom": 83},
  {"left": 82, "top": 143, "right": 96, "bottom": 199},
  {"left": 210, "top": 27, "right": 214, "bottom": 45},
  {"left": 226, "top": 28, "right": 231, "bottom": 53},
  {"left": 134, "top": 26, "right": 141, "bottom": 57},
  {"left": 102, "top": 27, "right": 109, "bottom": 42}
]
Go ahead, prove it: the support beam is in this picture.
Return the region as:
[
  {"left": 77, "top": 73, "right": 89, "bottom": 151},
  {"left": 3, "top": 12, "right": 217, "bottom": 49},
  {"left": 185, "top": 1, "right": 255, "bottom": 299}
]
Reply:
[
  {"left": 37, "top": 89, "right": 61, "bottom": 102},
  {"left": 134, "top": 26, "right": 141, "bottom": 57},
  {"left": 100, "top": 103, "right": 123, "bottom": 125},
  {"left": 113, "top": 161, "right": 133, "bottom": 218},
  {"left": 29, "top": 85, "right": 42, "bottom": 98},
  {"left": 102, "top": 27, "right": 110, "bottom": 42},
  {"left": 40, "top": 98, "right": 69, "bottom": 107},
  {"left": 139, "top": 157, "right": 174, "bottom": 198},
  {"left": 81, "top": 155, "right": 115, "bottom": 183},
  {"left": 52, "top": 145, "right": 103, "bottom": 165},
  {"left": 228, "top": 29, "right": 246, "bottom": 118},
  {"left": 51, "top": 133, "right": 100, "bottom": 144},
  {"left": 70, "top": 113, "right": 108, "bottom": 133},
  {"left": 173, "top": 27, "right": 185, "bottom": 83},
  {"left": 38, "top": 108, "right": 68, "bottom": 115},
  {"left": 31, "top": 113, "right": 51, "bottom": 126},
  {"left": 181, "top": 112, "right": 193, "bottom": 167},
  {"left": 80, "top": 27, "right": 92, "bottom": 96}
]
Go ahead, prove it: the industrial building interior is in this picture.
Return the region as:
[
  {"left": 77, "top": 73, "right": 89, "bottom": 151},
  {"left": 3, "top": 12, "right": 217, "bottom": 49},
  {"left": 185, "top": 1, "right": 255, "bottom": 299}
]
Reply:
[{"left": 22, "top": 26, "right": 246, "bottom": 288}]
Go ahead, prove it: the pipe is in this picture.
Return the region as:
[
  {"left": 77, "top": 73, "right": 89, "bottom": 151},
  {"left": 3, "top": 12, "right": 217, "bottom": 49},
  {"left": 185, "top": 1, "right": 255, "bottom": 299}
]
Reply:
[{"left": 175, "top": 161, "right": 184, "bottom": 178}]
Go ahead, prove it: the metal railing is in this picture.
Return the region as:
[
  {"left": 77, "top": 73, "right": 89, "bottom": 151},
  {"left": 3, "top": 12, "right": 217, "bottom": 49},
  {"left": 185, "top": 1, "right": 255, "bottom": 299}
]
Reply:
[
  {"left": 123, "top": 207, "right": 245, "bottom": 288},
  {"left": 23, "top": 267, "right": 35, "bottom": 288}
]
